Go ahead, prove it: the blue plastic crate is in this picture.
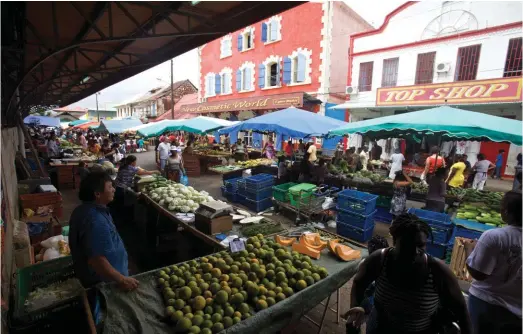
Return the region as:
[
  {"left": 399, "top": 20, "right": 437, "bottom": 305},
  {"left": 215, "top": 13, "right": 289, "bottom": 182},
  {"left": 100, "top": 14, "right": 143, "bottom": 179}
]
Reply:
[
  {"left": 375, "top": 207, "right": 393, "bottom": 224},
  {"left": 408, "top": 208, "right": 452, "bottom": 228},
  {"left": 449, "top": 219, "right": 495, "bottom": 245},
  {"left": 244, "top": 174, "right": 275, "bottom": 190},
  {"left": 430, "top": 225, "right": 453, "bottom": 244},
  {"left": 337, "top": 189, "right": 378, "bottom": 215},
  {"left": 336, "top": 206, "right": 376, "bottom": 230},
  {"left": 223, "top": 177, "right": 244, "bottom": 191},
  {"left": 242, "top": 197, "right": 273, "bottom": 213},
  {"left": 220, "top": 186, "right": 239, "bottom": 203},
  {"left": 426, "top": 242, "right": 447, "bottom": 259},
  {"left": 243, "top": 186, "right": 273, "bottom": 201},
  {"left": 336, "top": 221, "right": 375, "bottom": 243}
]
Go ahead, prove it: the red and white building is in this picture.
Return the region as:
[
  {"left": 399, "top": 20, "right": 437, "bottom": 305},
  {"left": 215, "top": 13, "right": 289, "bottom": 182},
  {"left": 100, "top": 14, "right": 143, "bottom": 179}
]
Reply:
[
  {"left": 178, "top": 2, "right": 372, "bottom": 147},
  {"left": 337, "top": 1, "right": 522, "bottom": 176}
]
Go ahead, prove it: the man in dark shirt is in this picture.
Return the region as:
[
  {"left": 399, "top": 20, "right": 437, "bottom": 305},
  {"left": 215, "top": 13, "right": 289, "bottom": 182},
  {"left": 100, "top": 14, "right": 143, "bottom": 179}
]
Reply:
[{"left": 370, "top": 140, "right": 383, "bottom": 161}]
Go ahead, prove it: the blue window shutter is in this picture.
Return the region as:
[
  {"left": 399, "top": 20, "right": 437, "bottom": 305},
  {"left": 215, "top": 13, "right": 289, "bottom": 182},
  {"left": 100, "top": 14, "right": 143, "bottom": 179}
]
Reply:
[
  {"left": 276, "top": 62, "right": 281, "bottom": 86},
  {"left": 283, "top": 57, "right": 292, "bottom": 84},
  {"left": 237, "top": 35, "right": 243, "bottom": 51},
  {"left": 261, "top": 23, "right": 268, "bottom": 42},
  {"left": 215, "top": 74, "right": 221, "bottom": 94},
  {"left": 245, "top": 68, "right": 252, "bottom": 90},
  {"left": 236, "top": 70, "right": 241, "bottom": 91},
  {"left": 297, "top": 54, "right": 306, "bottom": 82},
  {"left": 270, "top": 21, "right": 278, "bottom": 41},
  {"left": 252, "top": 133, "right": 263, "bottom": 148},
  {"left": 258, "top": 64, "right": 266, "bottom": 88}
]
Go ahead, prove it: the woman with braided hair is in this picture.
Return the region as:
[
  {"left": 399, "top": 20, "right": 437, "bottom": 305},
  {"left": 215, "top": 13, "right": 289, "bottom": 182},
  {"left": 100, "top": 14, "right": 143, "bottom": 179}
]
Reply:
[{"left": 344, "top": 213, "right": 471, "bottom": 334}]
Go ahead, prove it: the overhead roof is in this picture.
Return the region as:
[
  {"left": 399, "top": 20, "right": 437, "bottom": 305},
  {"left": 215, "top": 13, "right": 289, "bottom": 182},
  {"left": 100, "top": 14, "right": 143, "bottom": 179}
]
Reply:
[{"left": 1, "top": 1, "right": 304, "bottom": 126}]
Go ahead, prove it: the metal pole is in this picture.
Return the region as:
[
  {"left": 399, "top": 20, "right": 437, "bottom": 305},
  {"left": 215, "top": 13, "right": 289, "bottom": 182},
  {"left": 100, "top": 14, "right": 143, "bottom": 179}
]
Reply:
[
  {"left": 96, "top": 93, "right": 99, "bottom": 122},
  {"left": 171, "top": 58, "right": 174, "bottom": 120}
]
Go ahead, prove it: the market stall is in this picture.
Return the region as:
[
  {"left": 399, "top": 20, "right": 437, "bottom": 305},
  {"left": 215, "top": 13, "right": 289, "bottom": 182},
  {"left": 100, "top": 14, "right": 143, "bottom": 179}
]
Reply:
[
  {"left": 97, "top": 119, "right": 143, "bottom": 134},
  {"left": 23, "top": 115, "right": 61, "bottom": 128}
]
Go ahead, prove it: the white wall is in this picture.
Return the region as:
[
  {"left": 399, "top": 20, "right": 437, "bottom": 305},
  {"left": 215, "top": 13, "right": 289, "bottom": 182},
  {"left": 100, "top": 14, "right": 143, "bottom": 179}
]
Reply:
[{"left": 353, "top": 1, "right": 523, "bottom": 53}]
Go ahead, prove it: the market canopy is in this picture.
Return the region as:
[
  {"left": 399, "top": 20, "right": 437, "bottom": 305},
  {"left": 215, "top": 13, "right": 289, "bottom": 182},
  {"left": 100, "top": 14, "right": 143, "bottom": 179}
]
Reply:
[
  {"left": 68, "top": 119, "right": 89, "bottom": 126},
  {"left": 23, "top": 115, "right": 61, "bottom": 128},
  {"left": 218, "top": 107, "right": 348, "bottom": 138},
  {"left": 72, "top": 121, "right": 100, "bottom": 130},
  {"left": 328, "top": 106, "right": 523, "bottom": 145},
  {"left": 166, "top": 117, "right": 238, "bottom": 135},
  {"left": 97, "top": 119, "right": 143, "bottom": 134},
  {"left": 136, "top": 120, "right": 184, "bottom": 138}
]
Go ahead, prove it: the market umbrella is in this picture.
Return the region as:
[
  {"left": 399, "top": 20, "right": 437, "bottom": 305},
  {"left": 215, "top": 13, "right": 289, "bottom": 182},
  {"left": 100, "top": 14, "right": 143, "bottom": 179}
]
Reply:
[
  {"left": 136, "top": 120, "right": 185, "bottom": 138},
  {"left": 218, "top": 107, "right": 347, "bottom": 138},
  {"left": 23, "top": 115, "right": 61, "bottom": 128},
  {"left": 73, "top": 121, "right": 99, "bottom": 130},
  {"left": 167, "top": 116, "right": 237, "bottom": 135},
  {"left": 68, "top": 119, "right": 89, "bottom": 126},
  {"left": 97, "top": 119, "right": 143, "bottom": 134},
  {"left": 328, "top": 106, "right": 523, "bottom": 145}
]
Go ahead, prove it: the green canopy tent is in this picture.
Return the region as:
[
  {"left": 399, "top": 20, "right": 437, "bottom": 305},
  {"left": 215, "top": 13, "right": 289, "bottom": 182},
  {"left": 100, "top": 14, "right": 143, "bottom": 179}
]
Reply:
[
  {"left": 136, "top": 117, "right": 237, "bottom": 138},
  {"left": 328, "top": 106, "right": 523, "bottom": 145}
]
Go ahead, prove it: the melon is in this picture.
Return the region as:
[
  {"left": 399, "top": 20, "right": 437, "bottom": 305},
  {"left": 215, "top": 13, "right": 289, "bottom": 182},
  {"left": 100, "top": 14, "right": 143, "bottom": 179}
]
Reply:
[
  {"left": 292, "top": 242, "right": 321, "bottom": 260},
  {"left": 334, "top": 244, "right": 361, "bottom": 262},
  {"left": 327, "top": 239, "right": 340, "bottom": 254},
  {"left": 275, "top": 235, "right": 296, "bottom": 247}
]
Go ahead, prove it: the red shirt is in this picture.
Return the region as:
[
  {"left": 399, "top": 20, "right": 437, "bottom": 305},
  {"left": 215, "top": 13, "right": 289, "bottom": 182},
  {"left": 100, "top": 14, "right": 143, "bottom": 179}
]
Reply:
[
  {"left": 426, "top": 155, "right": 445, "bottom": 174},
  {"left": 285, "top": 144, "right": 293, "bottom": 157},
  {"left": 169, "top": 135, "right": 175, "bottom": 143}
]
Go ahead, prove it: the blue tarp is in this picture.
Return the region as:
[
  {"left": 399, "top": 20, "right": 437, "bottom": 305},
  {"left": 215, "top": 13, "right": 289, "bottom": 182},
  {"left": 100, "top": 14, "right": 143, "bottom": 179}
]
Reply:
[
  {"left": 23, "top": 116, "right": 61, "bottom": 128},
  {"left": 218, "top": 107, "right": 347, "bottom": 138},
  {"left": 98, "top": 119, "right": 143, "bottom": 134},
  {"left": 323, "top": 103, "right": 344, "bottom": 150},
  {"left": 69, "top": 119, "right": 89, "bottom": 126}
]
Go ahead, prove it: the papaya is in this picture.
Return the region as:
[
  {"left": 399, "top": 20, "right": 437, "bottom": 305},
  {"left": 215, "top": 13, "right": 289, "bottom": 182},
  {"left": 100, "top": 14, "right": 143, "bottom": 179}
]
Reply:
[
  {"left": 314, "top": 235, "right": 328, "bottom": 248},
  {"left": 275, "top": 235, "right": 296, "bottom": 247},
  {"left": 327, "top": 239, "right": 340, "bottom": 254},
  {"left": 292, "top": 242, "right": 321, "bottom": 260},
  {"left": 334, "top": 244, "right": 361, "bottom": 262},
  {"left": 300, "top": 236, "right": 327, "bottom": 251}
]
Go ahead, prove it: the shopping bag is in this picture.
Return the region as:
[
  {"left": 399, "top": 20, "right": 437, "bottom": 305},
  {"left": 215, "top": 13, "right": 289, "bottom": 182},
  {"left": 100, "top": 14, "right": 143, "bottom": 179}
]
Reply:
[{"left": 180, "top": 174, "right": 189, "bottom": 186}]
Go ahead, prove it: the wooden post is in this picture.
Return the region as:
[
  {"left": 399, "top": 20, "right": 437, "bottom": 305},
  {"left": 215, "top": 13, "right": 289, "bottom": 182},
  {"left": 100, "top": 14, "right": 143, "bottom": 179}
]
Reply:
[{"left": 17, "top": 114, "right": 47, "bottom": 177}]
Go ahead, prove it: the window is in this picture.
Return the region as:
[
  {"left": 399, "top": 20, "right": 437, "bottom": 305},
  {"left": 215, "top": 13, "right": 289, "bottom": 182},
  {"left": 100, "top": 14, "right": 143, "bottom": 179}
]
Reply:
[
  {"left": 415, "top": 52, "right": 436, "bottom": 84},
  {"left": 242, "top": 131, "right": 253, "bottom": 146},
  {"left": 262, "top": 17, "right": 281, "bottom": 43},
  {"left": 220, "top": 36, "right": 232, "bottom": 58},
  {"left": 236, "top": 65, "right": 254, "bottom": 92},
  {"left": 269, "top": 63, "right": 279, "bottom": 87},
  {"left": 204, "top": 74, "right": 215, "bottom": 97},
  {"left": 381, "top": 58, "right": 399, "bottom": 87},
  {"left": 358, "top": 62, "right": 373, "bottom": 91},
  {"left": 283, "top": 53, "right": 307, "bottom": 85},
  {"left": 218, "top": 71, "right": 232, "bottom": 95},
  {"left": 237, "top": 29, "right": 254, "bottom": 52},
  {"left": 504, "top": 38, "right": 522, "bottom": 77},
  {"left": 455, "top": 44, "right": 481, "bottom": 81},
  {"left": 258, "top": 60, "right": 280, "bottom": 89}
]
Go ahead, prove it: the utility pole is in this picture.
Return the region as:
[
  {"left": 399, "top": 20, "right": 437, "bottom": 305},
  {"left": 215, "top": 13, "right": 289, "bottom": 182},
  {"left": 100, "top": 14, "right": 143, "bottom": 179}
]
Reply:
[
  {"left": 171, "top": 59, "right": 174, "bottom": 120},
  {"left": 96, "top": 92, "right": 100, "bottom": 122}
]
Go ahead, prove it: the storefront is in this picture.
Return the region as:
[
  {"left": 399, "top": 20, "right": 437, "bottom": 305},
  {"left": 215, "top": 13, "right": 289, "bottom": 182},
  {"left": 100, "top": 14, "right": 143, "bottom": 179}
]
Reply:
[{"left": 179, "top": 92, "right": 322, "bottom": 149}]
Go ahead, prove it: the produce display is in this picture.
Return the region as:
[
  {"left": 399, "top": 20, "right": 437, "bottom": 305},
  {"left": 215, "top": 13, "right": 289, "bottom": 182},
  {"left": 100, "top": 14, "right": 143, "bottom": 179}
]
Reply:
[
  {"left": 234, "top": 159, "right": 273, "bottom": 168},
  {"left": 144, "top": 177, "right": 217, "bottom": 213},
  {"left": 24, "top": 278, "right": 83, "bottom": 312},
  {"left": 456, "top": 204, "right": 503, "bottom": 226},
  {"left": 156, "top": 236, "right": 329, "bottom": 333},
  {"left": 328, "top": 161, "right": 386, "bottom": 184},
  {"left": 196, "top": 149, "right": 230, "bottom": 156},
  {"left": 411, "top": 182, "right": 428, "bottom": 194},
  {"left": 239, "top": 221, "right": 285, "bottom": 237},
  {"left": 276, "top": 233, "right": 362, "bottom": 262}
]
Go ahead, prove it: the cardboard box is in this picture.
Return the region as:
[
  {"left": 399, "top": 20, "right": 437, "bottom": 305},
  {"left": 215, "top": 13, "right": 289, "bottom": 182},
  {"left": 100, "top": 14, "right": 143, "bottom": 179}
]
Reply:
[{"left": 195, "top": 214, "right": 232, "bottom": 235}]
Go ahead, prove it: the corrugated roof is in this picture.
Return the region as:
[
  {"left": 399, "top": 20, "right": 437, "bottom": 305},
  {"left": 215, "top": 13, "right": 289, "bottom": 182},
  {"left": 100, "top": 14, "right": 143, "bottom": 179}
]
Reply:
[{"left": 153, "top": 93, "right": 199, "bottom": 121}]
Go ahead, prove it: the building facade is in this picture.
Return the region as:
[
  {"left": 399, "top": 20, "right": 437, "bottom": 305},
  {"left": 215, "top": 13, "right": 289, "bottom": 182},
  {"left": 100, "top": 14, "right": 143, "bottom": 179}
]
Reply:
[
  {"left": 115, "top": 80, "right": 197, "bottom": 120},
  {"left": 191, "top": 2, "right": 371, "bottom": 120},
  {"left": 341, "top": 1, "right": 522, "bottom": 176}
]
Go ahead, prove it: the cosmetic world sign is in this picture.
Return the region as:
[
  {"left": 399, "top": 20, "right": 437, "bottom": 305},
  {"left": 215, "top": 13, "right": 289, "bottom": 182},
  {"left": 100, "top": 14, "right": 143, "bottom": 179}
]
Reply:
[
  {"left": 376, "top": 77, "right": 522, "bottom": 106},
  {"left": 180, "top": 93, "right": 303, "bottom": 113}
]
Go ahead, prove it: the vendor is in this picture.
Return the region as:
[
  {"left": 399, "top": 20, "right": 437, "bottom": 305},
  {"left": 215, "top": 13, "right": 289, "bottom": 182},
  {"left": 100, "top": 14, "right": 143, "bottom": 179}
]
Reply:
[
  {"left": 47, "top": 132, "right": 60, "bottom": 158},
  {"left": 262, "top": 138, "right": 276, "bottom": 159},
  {"left": 285, "top": 140, "right": 294, "bottom": 159},
  {"left": 223, "top": 134, "right": 231, "bottom": 150},
  {"left": 359, "top": 146, "right": 369, "bottom": 171},
  {"left": 100, "top": 139, "right": 115, "bottom": 163},
  {"left": 184, "top": 140, "right": 194, "bottom": 155},
  {"left": 370, "top": 140, "right": 382, "bottom": 161},
  {"left": 232, "top": 139, "right": 247, "bottom": 162},
  {"left": 426, "top": 167, "right": 447, "bottom": 213},
  {"left": 307, "top": 140, "right": 317, "bottom": 163},
  {"left": 69, "top": 172, "right": 139, "bottom": 322},
  {"left": 388, "top": 148, "right": 405, "bottom": 179},
  {"left": 88, "top": 139, "right": 101, "bottom": 155},
  {"left": 446, "top": 155, "right": 467, "bottom": 188}
]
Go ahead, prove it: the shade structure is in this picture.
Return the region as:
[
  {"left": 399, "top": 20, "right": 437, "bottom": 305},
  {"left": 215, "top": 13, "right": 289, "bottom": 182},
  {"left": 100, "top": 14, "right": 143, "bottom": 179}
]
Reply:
[
  {"left": 23, "top": 115, "right": 61, "bottom": 128},
  {"left": 97, "top": 119, "right": 143, "bottom": 134},
  {"left": 218, "top": 107, "right": 348, "bottom": 138},
  {"left": 136, "top": 120, "right": 184, "bottom": 138},
  {"left": 328, "top": 106, "right": 523, "bottom": 145},
  {"left": 73, "top": 121, "right": 100, "bottom": 130},
  {"left": 69, "top": 119, "right": 89, "bottom": 126},
  {"left": 167, "top": 117, "right": 238, "bottom": 135}
]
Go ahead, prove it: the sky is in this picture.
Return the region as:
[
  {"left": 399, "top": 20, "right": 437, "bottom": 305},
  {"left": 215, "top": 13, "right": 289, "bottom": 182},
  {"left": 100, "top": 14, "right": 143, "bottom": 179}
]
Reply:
[{"left": 69, "top": 1, "right": 404, "bottom": 110}]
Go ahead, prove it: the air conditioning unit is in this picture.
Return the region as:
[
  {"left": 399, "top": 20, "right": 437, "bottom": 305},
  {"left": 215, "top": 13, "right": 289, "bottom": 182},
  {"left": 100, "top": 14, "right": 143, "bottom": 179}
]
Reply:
[
  {"left": 345, "top": 86, "right": 359, "bottom": 95},
  {"left": 436, "top": 62, "right": 451, "bottom": 73}
]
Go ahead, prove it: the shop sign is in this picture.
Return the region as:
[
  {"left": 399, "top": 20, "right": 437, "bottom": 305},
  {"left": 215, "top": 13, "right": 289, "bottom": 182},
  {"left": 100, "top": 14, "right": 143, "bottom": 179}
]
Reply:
[
  {"left": 376, "top": 77, "right": 522, "bottom": 106},
  {"left": 180, "top": 93, "right": 303, "bottom": 113}
]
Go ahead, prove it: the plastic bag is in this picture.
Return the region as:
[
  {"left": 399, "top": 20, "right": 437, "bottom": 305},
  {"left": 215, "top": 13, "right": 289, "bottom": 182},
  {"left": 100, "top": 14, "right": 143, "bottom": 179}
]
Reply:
[
  {"left": 41, "top": 235, "right": 64, "bottom": 249},
  {"left": 180, "top": 174, "right": 189, "bottom": 186},
  {"left": 114, "top": 152, "right": 124, "bottom": 163},
  {"left": 43, "top": 247, "right": 61, "bottom": 261}
]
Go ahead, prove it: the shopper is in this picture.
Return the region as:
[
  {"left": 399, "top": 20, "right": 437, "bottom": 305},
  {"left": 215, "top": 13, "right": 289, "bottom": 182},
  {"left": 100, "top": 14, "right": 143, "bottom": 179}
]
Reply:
[
  {"left": 472, "top": 153, "right": 495, "bottom": 190},
  {"left": 262, "top": 138, "right": 276, "bottom": 159},
  {"left": 285, "top": 140, "right": 294, "bottom": 159},
  {"left": 359, "top": 146, "right": 369, "bottom": 171},
  {"left": 277, "top": 156, "right": 288, "bottom": 185},
  {"left": 426, "top": 167, "right": 447, "bottom": 213},
  {"left": 493, "top": 149, "right": 505, "bottom": 179},
  {"left": 388, "top": 148, "right": 405, "bottom": 179},
  {"left": 166, "top": 147, "right": 184, "bottom": 182},
  {"left": 313, "top": 158, "right": 327, "bottom": 185},
  {"left": 466, "top": 191, "right": 522, "bottom": 334},
  {"left": 298, "top": 139, "right": 306, "bottom": 154},
  {"left": 47, "top": 132, "right": 60, "bottom": 158},
  {"left": 446, "top": 155, "right": 467, "bottom": 188},
  {"left": 157, "top": 137, "right": 171, "bottom": 173},
  {"left": 69, "top": 172, "right": 139, "bottom": 323},
  {"left": 423, "top": 146, "right": 446, "bottom": 182},
  {"left": 350, "top": 147, "right": 360, "bottom": 171},
  {"left": 298, "top": 157, "right": 312, "bottom": 183},
  {"left": 345, "top": 213, "right": 471, "bottom": 334},
  {"left": 307, "top": 140, "right": 317, "bottom": 163},
  {"left": 390, "top": 170, "right": 413, "bottom": 217},
  {"left": 78, "top": 131, "right": 88, "bottom": 150},
  {"left": 232, "top": 139, "right": 247, "bottom": 162}
]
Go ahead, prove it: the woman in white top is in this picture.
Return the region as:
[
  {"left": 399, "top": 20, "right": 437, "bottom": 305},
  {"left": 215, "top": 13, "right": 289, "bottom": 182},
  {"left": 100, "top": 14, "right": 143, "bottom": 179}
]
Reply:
[
  {"left": 472, "top": 153, "right": 495, "bottom": 190},
  {"left": 388, "top": 148, "right": 405, "bottom": 179},
  {"left": 166, "top": 147, "right": 184, "bottom": 182}
]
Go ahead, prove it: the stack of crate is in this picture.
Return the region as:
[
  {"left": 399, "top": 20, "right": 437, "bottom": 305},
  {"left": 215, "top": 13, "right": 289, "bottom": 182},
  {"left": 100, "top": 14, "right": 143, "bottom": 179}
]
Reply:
[
  {"left": 408, "top": 208, "right": 454, "bottom": 259},
  {"left": 237, "top": 174, "right": 274, "bottom": 212},
  {"left": 375, "top": 195, "right": 393, "bottom": 224},
  {"left": 220, "top": 177, "right": 244, "bottom": 203},
  {"left": 335, "top": 189, "right": 377, "bottom": 243},
  {"left": 444, "top": 219, "right": 496, "bottom": 263},
  {"left": 182, "top": 153, "right": 201, "bottom": 177}
]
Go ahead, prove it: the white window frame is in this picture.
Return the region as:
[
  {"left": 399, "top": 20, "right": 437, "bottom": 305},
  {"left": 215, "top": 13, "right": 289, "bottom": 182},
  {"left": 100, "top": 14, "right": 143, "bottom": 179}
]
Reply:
[
  {"left": 238, "top": 62, "right": 255, "bottom": 93},
  {"left": 240, "top": 27, "right": 255, "bottom": 52},
  {"left": 262, "top": 55, "right": 282, "bottom": 90},
  {"left": 204, "top": 73, "right": 216, "bottom": 97},
  {"left": 287, "top": 48, "right": 312, "bottom": 86},
  {"left": 264, "top": 15, "right": 282, "bottom": 44},
  {"left": 220, "top": 35, "right": 232, "bottom": 59},
  {"left": 243, "top": 131, "right": 253, "bottom": 147},
  {"left": 219, "top": 67, "right": 233, "bottom": 95}
]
